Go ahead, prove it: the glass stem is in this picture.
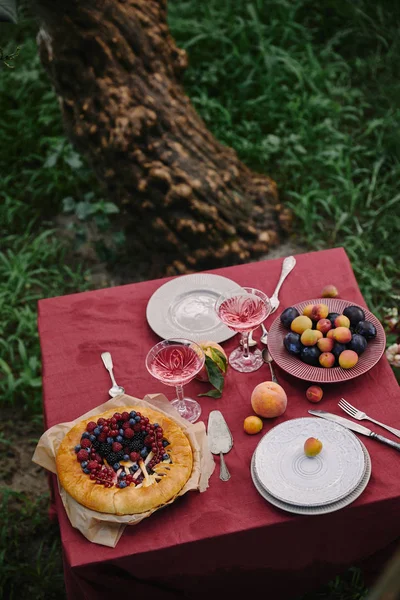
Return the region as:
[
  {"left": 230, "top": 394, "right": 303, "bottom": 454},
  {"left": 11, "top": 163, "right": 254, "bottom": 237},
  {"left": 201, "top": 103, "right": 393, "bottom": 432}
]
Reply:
[
  {"left": 241, "top": 331, "right": 250, "bottom": 358},
  {"left": 175, "top": 384, "right": 185, "bottom": 403}
]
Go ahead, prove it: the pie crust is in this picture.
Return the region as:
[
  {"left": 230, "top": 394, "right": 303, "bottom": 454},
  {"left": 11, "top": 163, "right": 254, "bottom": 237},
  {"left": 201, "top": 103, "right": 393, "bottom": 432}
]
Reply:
[{"left": 56, "top": 406, "right": 193, "bottom": 515}]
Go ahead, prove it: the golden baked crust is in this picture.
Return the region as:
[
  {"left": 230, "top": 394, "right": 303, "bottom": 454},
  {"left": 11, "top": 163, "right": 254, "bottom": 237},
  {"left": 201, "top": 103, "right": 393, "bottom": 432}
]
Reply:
[{"left": 56, "top": 406, "right": 193, "bottom": 515}]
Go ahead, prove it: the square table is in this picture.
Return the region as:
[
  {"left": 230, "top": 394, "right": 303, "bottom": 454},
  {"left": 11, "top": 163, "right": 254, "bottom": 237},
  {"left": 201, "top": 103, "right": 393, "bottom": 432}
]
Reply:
[{"left": 38, "top": 247, "right": 400, "bottom": 599}]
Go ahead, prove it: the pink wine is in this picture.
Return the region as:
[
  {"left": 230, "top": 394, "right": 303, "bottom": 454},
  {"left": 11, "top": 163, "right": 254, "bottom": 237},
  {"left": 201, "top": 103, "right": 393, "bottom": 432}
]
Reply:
[
  {"left": 148, "top": 344, "right": 203, "bottom": 386},
  {"left": 218, "top": 294, "right": 268, "bottom": 332}
]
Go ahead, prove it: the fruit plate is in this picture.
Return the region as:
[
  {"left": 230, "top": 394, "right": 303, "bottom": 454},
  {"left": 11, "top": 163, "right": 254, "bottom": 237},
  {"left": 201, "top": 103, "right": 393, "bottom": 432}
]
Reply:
[
  {"left": 253, "top": 418, "right": 365, "bottom": 507},
  {"left": 251, "top": 435, "right": 371, "bottom": 515},
  {"left": 267, "top": 298, "right": 386, "bottom": 383}
]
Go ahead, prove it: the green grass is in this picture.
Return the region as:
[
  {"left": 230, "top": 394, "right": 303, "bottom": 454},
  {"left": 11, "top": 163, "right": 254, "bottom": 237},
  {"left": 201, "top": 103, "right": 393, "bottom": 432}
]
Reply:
[{"left": 1, "top": 0, "right": 400, "bottom": 598}]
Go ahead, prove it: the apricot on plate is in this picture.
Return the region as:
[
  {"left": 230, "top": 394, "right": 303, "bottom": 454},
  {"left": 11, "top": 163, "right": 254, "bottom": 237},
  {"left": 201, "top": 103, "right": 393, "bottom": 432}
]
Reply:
[
  {"left": 339, "top": 350, "right": 359, "bottom": 369},
  {"left": 291, "top": 315, "right": 313, "bottom": 335},
  {"left": 316, "top": 318, "right": 332, "bottom": 334},
  {"left": 243, "top": 416, "right": 263, "bottom": 435},
  {"left": 304, "top": 437, "right": 323, "bottom": 457},
  {"left": 326, "top": 329, "right": 336, "bottom": 339},
  {"left": 334, "top": 315, "right": 351, "bottom": 329},
  {"left": 301, "top": 328, "right": 322, "bottom": 346},
  {"left": 333, "top": 327, "right": 352, "bottom": 344},
  {"left": 321, "top": 285, "right": 338, "bottom": 298},
  {"left": 319, "top": 352, "right": 335, "bottom": 368},
  {"left": 317, "top": 337, "right": 334, "bottom": 352},
  {"left": 306, "top": 385, "right": 323, "bottom": 403},
  {"left": 251, "top": 381, "right": 287, "bottom": 418},
  {"left": 302, "top": 304, "right": 315, "bottom": 319},
  {"left": 311, "top": 303, "right": 329, "bottom": 321}
]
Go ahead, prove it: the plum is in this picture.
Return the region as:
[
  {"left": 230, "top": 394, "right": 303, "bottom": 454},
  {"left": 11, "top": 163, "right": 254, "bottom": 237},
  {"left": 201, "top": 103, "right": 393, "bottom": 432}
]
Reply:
[
  {"left": 300, "top": 346, "right": 321, "bottom": 366},
  {"left": 280, "top": 307, "right": 300, "bottom": 329},
  {"left": 355, "top": 320, "right": 377, "bottom": 340},
  {"left": 343, "top": 305, "right": 365, "bottom": 327},
  {"left": 348, "top": 333, "right": 368, "bottom": 355},
  {"left": 332, "top": 343, "right": 347, "bottom": 364},
  {"left": 284, "top": 332, "right": 302, "bottom": 355}
]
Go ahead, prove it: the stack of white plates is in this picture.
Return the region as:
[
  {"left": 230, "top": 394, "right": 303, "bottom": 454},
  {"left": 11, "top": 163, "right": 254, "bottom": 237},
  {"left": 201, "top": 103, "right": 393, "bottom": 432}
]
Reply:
[{"left": 251, "top": 417, "right": 371, "bottom": 515}]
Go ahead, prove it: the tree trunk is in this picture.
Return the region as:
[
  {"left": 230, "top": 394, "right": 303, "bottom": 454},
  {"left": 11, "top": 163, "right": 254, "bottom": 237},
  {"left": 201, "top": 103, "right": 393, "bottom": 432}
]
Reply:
[{"left": 35, "top": 0, "right": 289, "bottom": 275}]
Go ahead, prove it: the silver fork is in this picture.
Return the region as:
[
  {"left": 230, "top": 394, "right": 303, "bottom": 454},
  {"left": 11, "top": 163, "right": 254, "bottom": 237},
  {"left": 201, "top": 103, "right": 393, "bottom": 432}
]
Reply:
[
  {"left": 338, "top": 398, "right": 400, "bottom": 438},
  {"left": 248, "top": 256, "right": 296, "bottom": 347}
]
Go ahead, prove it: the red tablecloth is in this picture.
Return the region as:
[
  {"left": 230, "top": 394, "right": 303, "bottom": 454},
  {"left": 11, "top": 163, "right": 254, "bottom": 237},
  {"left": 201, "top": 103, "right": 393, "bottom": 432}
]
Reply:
[{"left": 38, "top": 247, "right": 400, "bottom": 599}]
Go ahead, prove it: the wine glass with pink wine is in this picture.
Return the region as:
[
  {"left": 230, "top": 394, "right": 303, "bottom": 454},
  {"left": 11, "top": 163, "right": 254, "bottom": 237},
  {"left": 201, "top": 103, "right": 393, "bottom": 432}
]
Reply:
[
  {"left": 145, "top": 338, "right": 205, "bottom": 423},
  {"left": 215, "top": 287, "right": 271, "bottom": 372}
]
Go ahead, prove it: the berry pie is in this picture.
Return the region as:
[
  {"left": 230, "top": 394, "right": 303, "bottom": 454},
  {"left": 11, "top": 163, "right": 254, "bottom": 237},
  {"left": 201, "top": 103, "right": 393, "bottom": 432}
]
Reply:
[{"left": 56, "top": 406, "right": 193, "bottom": 514}]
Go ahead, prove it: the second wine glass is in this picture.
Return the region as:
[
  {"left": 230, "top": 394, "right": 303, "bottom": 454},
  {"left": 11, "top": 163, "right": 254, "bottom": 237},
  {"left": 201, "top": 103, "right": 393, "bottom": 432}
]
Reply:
[
  {"left": 215, "top": 287, "right": 271, "bottom": 372},
  {"left": 145, "top": 338, "right": 205, "bottom": 423}
]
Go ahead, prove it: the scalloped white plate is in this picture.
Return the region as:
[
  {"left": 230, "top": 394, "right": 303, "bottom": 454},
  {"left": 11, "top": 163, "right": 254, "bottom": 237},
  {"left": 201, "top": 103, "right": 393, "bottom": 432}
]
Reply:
[
  {"left": 251, "top": 436, "right": 371, "bottom": 515},
  {"left": 146, "top": 273, "right": 243, "bottom": 343},
  {"left": 253, "top": 418, "right": 365, "bottom": 507}
]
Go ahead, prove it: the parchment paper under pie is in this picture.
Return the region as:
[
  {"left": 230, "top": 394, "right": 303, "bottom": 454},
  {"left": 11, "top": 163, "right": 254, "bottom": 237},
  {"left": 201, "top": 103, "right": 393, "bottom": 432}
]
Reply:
[{"left": 32, "top": 393, "right": 215, "bottom": 547}]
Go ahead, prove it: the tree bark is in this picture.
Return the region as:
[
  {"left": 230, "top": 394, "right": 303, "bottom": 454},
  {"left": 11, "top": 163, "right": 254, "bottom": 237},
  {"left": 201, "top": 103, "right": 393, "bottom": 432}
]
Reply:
[{"left": 35, "top": 0, "right": 289, "bottom": 275}]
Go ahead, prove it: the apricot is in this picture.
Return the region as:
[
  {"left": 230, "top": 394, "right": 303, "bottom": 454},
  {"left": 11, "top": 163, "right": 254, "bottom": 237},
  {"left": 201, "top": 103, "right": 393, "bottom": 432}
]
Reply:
[
  {"left": 251, "top": 381, "right": 287, "bottom": 418},
  {"left": 304, "top": 437, "right": 323, "bottom": 457},
  {"left": 319, "top": 352, "right": 335, "bottom": 368},
  {"left": 334, "top": 315, "right": 350, "bottom": 329},
  {"left": 321, "top": 285, "right": 338, "bottom": 298},
  {"left": 338, "top": 350, "right": 359, "bottom": 369},
  {"left": 302, "top": 304, "right": 315, "bottom": 319},
  {"left": 306, "top": 385, "right": 324, "bottom": 403},
  {"left": 326, "top": 329, "right": 336, "bottom": 339},
  {"left": 333, "top": 327, "right": 352, "bottom": 344},
  {"left": 311, "top": 303, "right": 329, "bottom": 321},
  {"left": 317, "top": 337, "right": 334, "bottom": 352},
  {"left": 316, "top": 318, "right": 332, "bottom": 334},
  {"left": 291, "top": 315, "right": 313, "bottom": 335},
  {"left": 243, "top": 416, "right": 263, "bottom": 435},
  {"left": 301, "top": 328, "right": 323, "bottom": 346}
]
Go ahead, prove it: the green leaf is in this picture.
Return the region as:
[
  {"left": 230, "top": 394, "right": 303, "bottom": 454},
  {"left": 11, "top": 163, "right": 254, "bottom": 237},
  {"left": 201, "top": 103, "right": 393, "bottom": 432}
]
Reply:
[
  {"left": 208, "top": 347, "right": 228, "bottom": 373},
  {"left": 198, "top": 356, "right": 225, "bottom": 398},
  {"left": 198, "top": 388, "right": 222, "bottom": 398}
]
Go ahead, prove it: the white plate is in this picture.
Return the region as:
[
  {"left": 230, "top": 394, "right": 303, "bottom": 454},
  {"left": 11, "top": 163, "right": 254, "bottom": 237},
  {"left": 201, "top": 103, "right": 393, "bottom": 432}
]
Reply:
[
  {"left": 251, "top": 439, "right": 371, "bottom": 515},
  {"left": 146, "top": 273, "right": 243, "bottom": 343},
  {"left": 254, "top": 418, "right": 365, "bottom": 507}
]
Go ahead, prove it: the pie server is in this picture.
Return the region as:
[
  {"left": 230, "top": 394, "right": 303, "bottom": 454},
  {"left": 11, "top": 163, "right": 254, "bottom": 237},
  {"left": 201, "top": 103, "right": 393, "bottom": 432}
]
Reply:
[
  {"left": 309, "top": 410, "right": 400, "bottom": 451},
  {"left": 207, "top": 410, "right": 233, "bottom": 481}
]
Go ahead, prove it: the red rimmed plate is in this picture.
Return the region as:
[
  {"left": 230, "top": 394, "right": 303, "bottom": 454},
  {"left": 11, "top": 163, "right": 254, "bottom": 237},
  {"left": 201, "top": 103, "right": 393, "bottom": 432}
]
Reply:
[{"left": 267, "top": 299, "right": 386, "bottom": 383}]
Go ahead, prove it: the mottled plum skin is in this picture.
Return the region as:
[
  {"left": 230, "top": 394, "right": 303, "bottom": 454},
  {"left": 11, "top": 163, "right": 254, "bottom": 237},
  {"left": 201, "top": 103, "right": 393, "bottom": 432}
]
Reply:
[
  {"left": 280, "top": 307, "right": 300, "bottom": 329},
  {"left": 319, "top": 352, "right": 335, "bottom": 368},
  {"left": 284, "top": 332, "right": 302, "bottom": 355},
  {"left": 343, "top": 305, "right": 365, "bottom": 327},
  {"left": 348, "top": 334, "right": 368, "bottom": 355},
  {"left": 355, "top": 320, "right": 377, "bottom": 340},
  {"left": 339, "top": 350, "right": 359, "bottom": 369},
  {"left": 327, "top": 312, "right": 341, "bottom": 327},
  {"left": 300, "top": 346, "right": 321, "bottom": 366},
  {"left": 332, "top": 343, "right": 347, "bottom": 364}
]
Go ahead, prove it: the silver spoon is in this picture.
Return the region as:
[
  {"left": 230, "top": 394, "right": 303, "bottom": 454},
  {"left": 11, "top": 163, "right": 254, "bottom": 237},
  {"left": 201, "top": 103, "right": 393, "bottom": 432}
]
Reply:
[
  {"left": 101, "top": 352, "right": 125, "bottom": 397},
  {"left": 262, "top": 347, "right": 278, "bottom": 384}
]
